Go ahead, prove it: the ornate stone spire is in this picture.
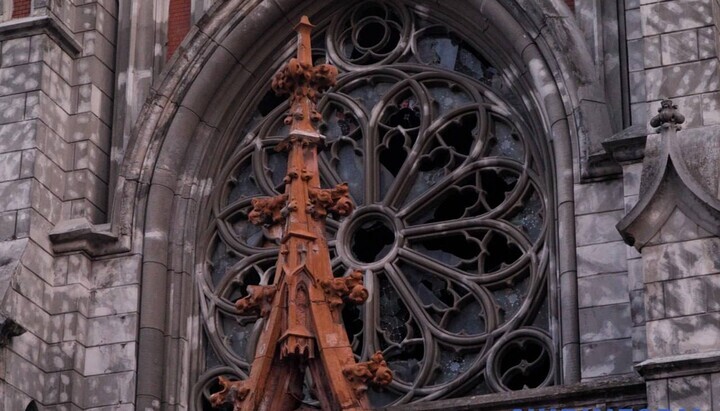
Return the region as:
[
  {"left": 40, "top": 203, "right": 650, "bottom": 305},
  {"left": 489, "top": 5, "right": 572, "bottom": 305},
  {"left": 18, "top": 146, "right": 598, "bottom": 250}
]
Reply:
[{"left": 210, "top": 16, "right": 391, "bottom": 411}]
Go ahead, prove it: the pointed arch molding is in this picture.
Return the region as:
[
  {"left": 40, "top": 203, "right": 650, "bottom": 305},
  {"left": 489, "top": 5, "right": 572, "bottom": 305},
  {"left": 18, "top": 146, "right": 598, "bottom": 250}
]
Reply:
[
  {"left": 48, "top": 0, "right": 609, "bottom": 408},
  {"left": 617, "top": 125, "right": 720, "bottom": 250}
]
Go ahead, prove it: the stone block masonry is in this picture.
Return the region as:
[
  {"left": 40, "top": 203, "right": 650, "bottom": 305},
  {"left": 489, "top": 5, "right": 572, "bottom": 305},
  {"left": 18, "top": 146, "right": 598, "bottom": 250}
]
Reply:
[
  {"left": 0, "top": 0, "right": 121, "bottom": 409},
  {"left": 574, "top": 178, "right": 637, "bottom": 380},
  {"left": 615, "top": 100, "right": 720, "bottom": 411},
  {"left": 625, "top": 0, "right": 720, "bottom": 129}
]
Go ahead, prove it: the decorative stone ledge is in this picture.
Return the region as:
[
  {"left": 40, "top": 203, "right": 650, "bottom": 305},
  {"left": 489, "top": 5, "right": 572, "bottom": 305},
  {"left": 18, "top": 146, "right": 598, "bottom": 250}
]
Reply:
[
  {"left": 602, "top": 124, "right": 648, "bottom": 165},
  {"left": 49, "top": 218, "right": 129, "bottom": 257},
  {"left": 582, "top": 124, "right": 648, "bottom": 181},
  {"left": 636, "top": 351, "right": 720, "bottom": 381},
  {"left": 584, "top": 150, "right": 623, "bottom": 180},
  {"left": 0, "top": 16, "right": 82, "bottom": 57},
  {"left": 382, "top": 376, "right": 646, "bottom": 411}
]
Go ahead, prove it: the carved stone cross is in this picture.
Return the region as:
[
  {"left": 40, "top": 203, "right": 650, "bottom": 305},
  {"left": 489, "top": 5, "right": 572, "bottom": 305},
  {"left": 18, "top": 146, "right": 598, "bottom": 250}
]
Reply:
[{"left": 210, "top": 16, "right": 392, "bottom": 411}]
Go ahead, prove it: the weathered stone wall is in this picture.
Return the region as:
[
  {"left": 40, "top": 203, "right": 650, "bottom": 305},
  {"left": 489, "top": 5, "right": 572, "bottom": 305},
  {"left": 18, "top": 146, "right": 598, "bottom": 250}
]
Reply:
[
  {"left": 0, "top": 0, "right": 122, "bottom": 409},
  {"left": 572, "top": 0, "right": 720, "bottom": 400},
  {"left": 618, "top": 122, "right": 720, "bottom": 411},
  {"left": 626, "top": 0, "right": 720, "bottom": 129},
  {"left": 573, "top": 178, "right": 637, "bottom": 379},
  {"left": 613, "top": 0, "right": 720, "bottom": 408}
]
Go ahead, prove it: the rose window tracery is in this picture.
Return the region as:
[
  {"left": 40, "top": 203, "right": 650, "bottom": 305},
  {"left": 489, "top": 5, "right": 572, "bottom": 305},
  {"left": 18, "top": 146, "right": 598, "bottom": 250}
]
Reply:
[{"left": 194, "top": 1, "right": 555, "bottom": 408}]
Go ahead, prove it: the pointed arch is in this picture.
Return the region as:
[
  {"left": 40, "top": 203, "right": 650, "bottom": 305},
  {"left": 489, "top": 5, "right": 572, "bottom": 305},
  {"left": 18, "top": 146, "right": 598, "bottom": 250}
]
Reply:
[{"left": 100, "top": 0, "right": 609, "bottom": 407}]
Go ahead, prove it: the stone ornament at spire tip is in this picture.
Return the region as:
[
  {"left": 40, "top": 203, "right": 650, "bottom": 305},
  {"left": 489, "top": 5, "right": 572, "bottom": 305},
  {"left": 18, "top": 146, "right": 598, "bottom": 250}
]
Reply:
[
  {"left": 270, "top": 15, "right": 338, "bottom": 133},
  {"left": 296, "top": 15, "right": 315, "bottom": 29},
  {"left": 650, "top": 99, "right": 685, "bottom": 132}
]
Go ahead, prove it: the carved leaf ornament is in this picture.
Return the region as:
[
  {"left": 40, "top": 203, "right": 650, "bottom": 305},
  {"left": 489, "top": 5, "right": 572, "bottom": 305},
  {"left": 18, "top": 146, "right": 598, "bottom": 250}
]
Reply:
[{"left": 195, "top": 1, "right": 555, "bottom": 408}]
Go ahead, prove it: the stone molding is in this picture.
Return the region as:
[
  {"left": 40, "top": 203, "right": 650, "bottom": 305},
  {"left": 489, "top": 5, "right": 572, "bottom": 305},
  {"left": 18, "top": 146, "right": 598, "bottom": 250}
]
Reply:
[
  {"left": 636, "top": 351, "right": 720, "bottom": 381},
  {"left": 382, "top": 376, "right": 647, "bottom": 411},
  {"left": 48, "top": 218, "right": 127, "bottom": 257},
  {"left": 0, "top": 15, "right": 81, "bottom": 56},
  {"left": 499, "top": 0, "right": 618, "bottom": 180},
  {"left": 602, "top": 124, "right": 649, "bottom": 165}
]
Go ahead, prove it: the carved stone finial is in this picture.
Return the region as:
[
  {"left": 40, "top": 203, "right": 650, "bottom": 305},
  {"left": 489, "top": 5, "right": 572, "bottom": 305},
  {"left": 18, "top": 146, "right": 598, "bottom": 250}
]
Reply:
[
  {"left": 247, "top": 194, "right": 288, "bottom": 226},
  {"left": 0, "top": 317, "right": 26, "bottom": 347},
  {"left": 210, "top": 376, "right": 250, "bottom": 409},
  {"left": 650, "top": 99, "right": 685, "bottom": 131},
  {"left": 342, "top": 351, "right": 393, "bottom": 396},
  {"left": 320, "top": 270, "right": 369, "bottom": 309},
  {"left": 271, "top": 61, "right": 338, "bottom": 127},
  {"left": 271, "top": 15, "right": 338, "bottom": 135},
  {"left": 235, "top": 285, "right": 277, "bottom": 317},
  {"left": 307, "top": 183, "right": 354, "bottom": 220}
]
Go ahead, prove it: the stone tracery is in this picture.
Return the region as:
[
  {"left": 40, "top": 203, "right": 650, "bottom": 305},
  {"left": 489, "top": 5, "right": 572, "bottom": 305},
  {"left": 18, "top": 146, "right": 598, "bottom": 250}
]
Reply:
[{"left": 194, "top": 1, "right": 555, "bottom": 408}]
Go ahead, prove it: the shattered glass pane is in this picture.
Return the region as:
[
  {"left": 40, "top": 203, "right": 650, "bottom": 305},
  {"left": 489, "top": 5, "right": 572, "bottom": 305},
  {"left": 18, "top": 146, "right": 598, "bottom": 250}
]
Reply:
[
  {"left": 227, "top": 158, "right": 261, "bottom": 204},
  {"left": 446, "top": 300, "right": 486, "bottom": 336},
  {"left": 431, "top": 345, "right": 477, "bottom": 385},
  {"left": 510, "top": 190, "right": 544, "bottom": 242},
  {"left": 210, "top": 241, "right": 240, "bottom": 288},
  {"left": 427, "top": 85, "right": 472, "bottom": 117},
  {"left": 489, "top": 120, "right": 525, "bottom": 162},
  {"left": 322, "top": 105, "right": 360, "bottom": 142},
  {"left": 384, "top": 341, "right": 424, "bottom": 384},
  {"left": 348, "top": 81, "right": 394, "bottom": 112},
  {"left": 221, "top": 313, "right": 252, "bottom": 358},
  {"left": 455, "top": 47, "right": 495, "bottom": 84},
  {"left": 335, "top": 143, "right": 365, "bottom": 205},
  {"left": 418, "top": 35, "right": 459, "bottom": 70},
  {"left": 265, "top": 149, "right": 288, "bottom": 191},
  {"left": 231, "top": 216, "right": 263, "bottom": 248},
  {"left": 378, "top": 274, "right": 411, "bottom": 345},
  {"left": 493, "top": 273, "right": 530, "bottom": 324}
]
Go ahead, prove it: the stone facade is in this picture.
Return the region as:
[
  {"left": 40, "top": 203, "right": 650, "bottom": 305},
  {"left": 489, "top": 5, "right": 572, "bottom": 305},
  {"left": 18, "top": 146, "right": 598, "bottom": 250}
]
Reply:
[{"left": 0, "top": 0, "right": 717, "bottom": 410}]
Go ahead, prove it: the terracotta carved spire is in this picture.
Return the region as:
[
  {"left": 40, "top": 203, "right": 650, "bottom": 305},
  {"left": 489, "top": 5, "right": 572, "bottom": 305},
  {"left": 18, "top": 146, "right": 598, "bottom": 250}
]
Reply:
[{"left": 210, "top": 16, "right": 392, "bottom": 411}]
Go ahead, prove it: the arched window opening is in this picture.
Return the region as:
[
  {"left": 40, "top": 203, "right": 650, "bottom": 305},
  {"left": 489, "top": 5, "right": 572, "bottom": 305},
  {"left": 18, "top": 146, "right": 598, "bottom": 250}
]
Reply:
[{"left": 193, "top": 1, "right": 555, "bottom": 408}]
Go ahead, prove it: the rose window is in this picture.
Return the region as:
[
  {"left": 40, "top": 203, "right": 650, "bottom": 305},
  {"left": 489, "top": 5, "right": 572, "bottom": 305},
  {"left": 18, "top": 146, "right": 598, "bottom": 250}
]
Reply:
[{"left": 195, "top": 1, "right": 555, "bottom": 408}]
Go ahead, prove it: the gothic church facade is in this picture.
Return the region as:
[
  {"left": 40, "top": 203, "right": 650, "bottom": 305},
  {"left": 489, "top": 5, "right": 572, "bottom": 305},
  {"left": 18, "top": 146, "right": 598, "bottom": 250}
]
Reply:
[{"left": 0, "top": 0, "right": 718, "bottom": 409}]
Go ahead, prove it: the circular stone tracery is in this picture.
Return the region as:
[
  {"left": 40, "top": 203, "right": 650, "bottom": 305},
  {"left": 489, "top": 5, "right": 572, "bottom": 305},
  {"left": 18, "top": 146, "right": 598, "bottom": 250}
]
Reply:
[
  {"left": 338, "top": 206, "right": 403, "bottom": 269},
  {"left": 195, "top": 1, "right": 555, "bottom": 408}
]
